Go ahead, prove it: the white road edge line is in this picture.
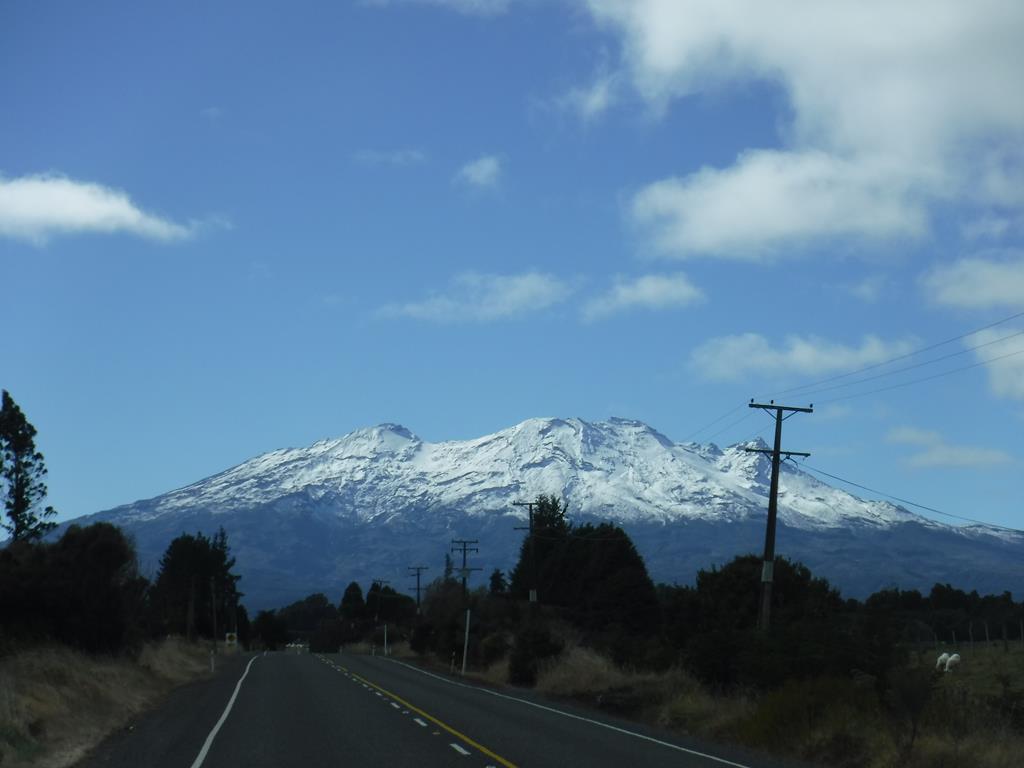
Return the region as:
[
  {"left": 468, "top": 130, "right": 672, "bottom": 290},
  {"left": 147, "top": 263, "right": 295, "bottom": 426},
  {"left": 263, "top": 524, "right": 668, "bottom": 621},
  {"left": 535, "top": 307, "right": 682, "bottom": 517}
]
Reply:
[
  {"left": 384, "top": 658, "right": 752, "bottom": 768},
  {"left": 189, "top": 655, "right": 259, "bottom": 768},
  {"left": 450, "top": 743, "right": 470, "bottom": 756}
]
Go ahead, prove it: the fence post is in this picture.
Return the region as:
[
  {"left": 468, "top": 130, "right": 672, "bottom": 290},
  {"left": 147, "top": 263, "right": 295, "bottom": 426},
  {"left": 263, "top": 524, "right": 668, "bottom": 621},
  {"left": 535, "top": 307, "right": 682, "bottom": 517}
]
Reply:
[{"left": 461, "top": 609, "right": 471, "bottom": 676}]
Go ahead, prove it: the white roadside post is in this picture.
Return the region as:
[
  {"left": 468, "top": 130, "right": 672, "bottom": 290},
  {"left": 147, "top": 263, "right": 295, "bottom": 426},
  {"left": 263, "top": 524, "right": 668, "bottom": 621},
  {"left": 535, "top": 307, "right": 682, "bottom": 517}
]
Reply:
[{"left": 461, "top": 609, "right": 470, "bottom": 675}]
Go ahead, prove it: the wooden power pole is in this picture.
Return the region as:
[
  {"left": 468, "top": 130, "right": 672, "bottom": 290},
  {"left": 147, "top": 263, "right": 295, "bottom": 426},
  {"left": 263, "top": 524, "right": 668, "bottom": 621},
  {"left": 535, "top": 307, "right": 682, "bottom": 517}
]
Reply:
[
  {"left": 450, "top": 539, "right": 481, "bottom": 599},
  {"left": 408, "top": 565, "right": 429, "bottom": 613},
  {"left": 745, "top": 399, "right": 813, "bottom": 632},
  {"left": 513, "top": 500, "right": 539, "bottom": 603}
]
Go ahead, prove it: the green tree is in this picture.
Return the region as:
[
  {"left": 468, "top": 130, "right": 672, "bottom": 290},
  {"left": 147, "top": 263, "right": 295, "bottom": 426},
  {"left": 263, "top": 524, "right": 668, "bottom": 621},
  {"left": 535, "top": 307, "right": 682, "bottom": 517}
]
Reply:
[
  {"left": 509, "top": 495, "right": 569, "bottom": 601},
  {"left": 339, "top": 581, "right": 365, "bottom": 619},
  {"left": 252, "top": 609, "right": 289, "bottom": 649},
  {"left": 279, "top": 593, "right": 337, "bottom": 633},
  {"left": 149, "top": 528, "right": 241, "bottom": 639},
  {"left": 489, "top": 568, "right": 507, "bottom": 595},
  {"left": 49, "top": 523, "right": 148, "bottom": 653},
  {"left": 0, "top": 390, "right": 57, "bottom": 541}
]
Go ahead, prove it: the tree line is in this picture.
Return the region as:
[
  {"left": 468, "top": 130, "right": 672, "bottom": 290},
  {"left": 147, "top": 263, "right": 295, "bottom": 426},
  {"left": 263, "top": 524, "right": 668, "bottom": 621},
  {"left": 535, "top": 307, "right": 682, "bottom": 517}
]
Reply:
[
  {"left": 0, "top": 390, "right": 247, "bottom": 655},
  {"left": 4, "top": 386, "right": 1022, "bottom": 710}
]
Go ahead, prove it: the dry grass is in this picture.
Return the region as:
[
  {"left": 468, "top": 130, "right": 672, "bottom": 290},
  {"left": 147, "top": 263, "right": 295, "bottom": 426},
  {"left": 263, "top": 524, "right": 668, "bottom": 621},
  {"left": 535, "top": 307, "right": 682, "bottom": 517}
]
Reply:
[
  {"left": 519, "top": 643, "right": 1024, "bottom": 768},
  {"left": 475, "top": 657, "right": 510, "bottom": 687},
  {"left": 341, "top": 641, "right": 372, "bottom": 656},
  {"left": 0, "top": 638, "right": 210, "bottom": 768},
  {"left": 534, "top": 647, "right": 637, "bottom": 696},
  {"left": 656, "top": 676, "right": 753, "bottom": 738},
  {"left": 385, "top": 641, "right": 414, "bottom": 660}
]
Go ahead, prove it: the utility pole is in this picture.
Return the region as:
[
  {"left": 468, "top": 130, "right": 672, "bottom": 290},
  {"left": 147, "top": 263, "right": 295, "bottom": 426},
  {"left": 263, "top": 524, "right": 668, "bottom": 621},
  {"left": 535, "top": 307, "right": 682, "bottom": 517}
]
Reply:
[
  {"left": 210, "top": 577, "right": 218, "bottom": 655},
  {"left": 450, "top": 539, "right": 481, "bottom": 599},
  {"left": 186, "top": 575, "right": 196, "bottom": 643},
  {"left": 513, "top": 500, "right": 539, "bottom": 603},
  {"left": 745, "top": 399, "right": 813, "bottom": 632},
  {"left": 408, "top": 565, "right": 429, "bottom": 613},
  {"left": 372, "top": 579, "right": 390, "bottom": 622}
]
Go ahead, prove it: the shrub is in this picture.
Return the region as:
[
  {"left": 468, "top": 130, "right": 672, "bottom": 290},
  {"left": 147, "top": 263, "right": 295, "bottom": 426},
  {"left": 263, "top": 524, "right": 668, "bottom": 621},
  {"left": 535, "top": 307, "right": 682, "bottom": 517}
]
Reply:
[
  {"left": 737, "top": 677, "right": 877, "bottom": 766},
  {"left": 479, "top": 632, "right": 510, "bottom": 667},
  {"left": 508, "top": 623, "right": 563, "bottom": 686}
]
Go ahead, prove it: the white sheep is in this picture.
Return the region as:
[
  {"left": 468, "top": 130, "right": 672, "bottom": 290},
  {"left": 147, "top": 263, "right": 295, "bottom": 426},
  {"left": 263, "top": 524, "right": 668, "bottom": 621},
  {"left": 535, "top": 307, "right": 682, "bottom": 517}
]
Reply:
[
  {"left": 936, "top": 652, "right": 950, "bottom": 670},
  {"left": 944, "top": 653, "right": 961, "bottom": 672}
]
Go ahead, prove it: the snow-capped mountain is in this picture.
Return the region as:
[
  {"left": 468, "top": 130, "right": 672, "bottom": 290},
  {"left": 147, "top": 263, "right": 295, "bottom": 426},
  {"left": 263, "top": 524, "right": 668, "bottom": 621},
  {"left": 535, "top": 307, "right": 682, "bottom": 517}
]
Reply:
[{"left": 69, "top": 417, "right": 1024, "bottom": 609}]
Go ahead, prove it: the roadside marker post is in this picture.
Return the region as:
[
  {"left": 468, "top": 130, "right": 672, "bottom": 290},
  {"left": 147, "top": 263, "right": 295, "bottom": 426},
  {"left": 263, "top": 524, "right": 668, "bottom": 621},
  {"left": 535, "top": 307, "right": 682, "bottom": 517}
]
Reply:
[{"left": 461, "top": 609, "right": 471, "bottom": 675}]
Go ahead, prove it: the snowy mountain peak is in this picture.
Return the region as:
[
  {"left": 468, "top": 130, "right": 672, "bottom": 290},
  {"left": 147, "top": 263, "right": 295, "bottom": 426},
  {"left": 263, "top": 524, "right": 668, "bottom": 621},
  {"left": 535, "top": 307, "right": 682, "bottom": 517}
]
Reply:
[
  {"left": 80, "top": 415, "right": 1024, "bottom": 607},
  {"left": 108, "top": 415, "right": 953, "bottom": 535}
]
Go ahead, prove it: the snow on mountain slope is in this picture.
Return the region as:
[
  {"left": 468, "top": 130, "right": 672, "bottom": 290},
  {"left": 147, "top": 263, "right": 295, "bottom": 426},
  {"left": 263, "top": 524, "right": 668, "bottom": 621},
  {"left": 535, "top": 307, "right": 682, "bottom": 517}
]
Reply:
[
  {"left": 115, "top": 417, "right": 938, "bottom": 533},
  {"left": 76, "top": 416, "right": 1024, "bottom": 608}
]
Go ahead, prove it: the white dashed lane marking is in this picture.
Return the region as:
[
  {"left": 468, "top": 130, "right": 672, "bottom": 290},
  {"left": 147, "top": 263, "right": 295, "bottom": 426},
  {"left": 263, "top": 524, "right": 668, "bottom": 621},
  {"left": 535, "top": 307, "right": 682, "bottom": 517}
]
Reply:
[{"left": 317, "top": 655, "right": 502, "bottom": 764}]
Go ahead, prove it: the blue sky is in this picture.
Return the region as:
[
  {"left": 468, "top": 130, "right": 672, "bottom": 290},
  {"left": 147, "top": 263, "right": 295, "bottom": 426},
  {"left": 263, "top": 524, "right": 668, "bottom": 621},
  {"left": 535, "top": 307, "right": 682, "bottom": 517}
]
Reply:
[{"left": 2, "top": 0, "right": 1023, "bottom": 530}]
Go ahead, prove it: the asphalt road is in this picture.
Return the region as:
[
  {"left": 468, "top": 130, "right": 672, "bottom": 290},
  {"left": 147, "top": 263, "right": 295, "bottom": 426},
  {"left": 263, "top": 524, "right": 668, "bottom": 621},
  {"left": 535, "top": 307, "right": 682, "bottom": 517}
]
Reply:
[{"left": 77, "top": 651, "right": 793, "bottom": 768}]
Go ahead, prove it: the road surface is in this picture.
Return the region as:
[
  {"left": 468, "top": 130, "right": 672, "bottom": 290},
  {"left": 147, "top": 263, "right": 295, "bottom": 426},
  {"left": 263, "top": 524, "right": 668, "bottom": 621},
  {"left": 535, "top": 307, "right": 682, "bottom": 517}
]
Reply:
[{"left": 77, "top": 650, "right": 793, "bottom": 767}]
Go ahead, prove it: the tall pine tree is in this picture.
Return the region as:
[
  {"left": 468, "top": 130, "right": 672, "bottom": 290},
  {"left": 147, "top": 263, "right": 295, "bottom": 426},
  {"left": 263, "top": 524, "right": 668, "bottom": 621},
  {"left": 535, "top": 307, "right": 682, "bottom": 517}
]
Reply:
[{"left": 1, "top": 390, "right": 57, "bottom": 541}]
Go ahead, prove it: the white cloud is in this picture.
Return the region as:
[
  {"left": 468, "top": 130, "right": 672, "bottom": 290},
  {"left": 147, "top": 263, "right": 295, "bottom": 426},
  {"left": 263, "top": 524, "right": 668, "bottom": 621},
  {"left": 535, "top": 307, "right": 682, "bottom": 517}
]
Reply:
[
  {"left": 562, "top": 74, "right": 620, "bottom": 121},
  {"left": 691, "top": 333, "right": 916, "bottom": 381},
  {"left": 583, "top": 273, "right": 704, "bottom": 320},
  {"left": 631, "top": 150, "right": 928, "bottom": 258},
  {"left": 455, "top": 155, "right": 502, "bottom": 189},
  {"left": 352, "top": 148, "right": 428, "bottom": 167},
  {"left": 961, "top": 215, "right": 1013, "bottom": 240},
  {"left": 364, "top": 0, "right": 510, "bottom": 16},
  {"left": 922, "top": 251, "right": 1024, "bottom": 309},
  {"left": 887, "top": 426, "right": 1013, "bottom": 468},
  {"left": 582, "top": 0, "right": 1024, "bottom": 257},
  {"left": 966, "top": 328, "right": 1024, "bottom": 400},
  {"left": 380, "top": 272, "right": 570, "bottom": 322},
  {"left": 0, "top": 173, "right": 192, "bottom": 244},
  {"left": 845, "top": 275, "right": 888, "bottom": 303}
]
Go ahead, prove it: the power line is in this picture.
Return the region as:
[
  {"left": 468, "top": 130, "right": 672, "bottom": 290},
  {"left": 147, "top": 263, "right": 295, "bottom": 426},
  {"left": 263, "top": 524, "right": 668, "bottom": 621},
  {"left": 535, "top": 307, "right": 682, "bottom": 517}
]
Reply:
[
  {"left": 771, "top": 310, "right": 1024, "bottom": 398},
  {"left": 816, "top": 347, "right": 1024, "bottom": 404},
  {"left": 791, "top": 329, "right": 1024, "bottom": 400},
  {"left": 686, "top": 313, "right": 1024, "bottom": 449},
  {"left": 682, "top": 404, "right": 745, "bottom": 442},
  {"left": 703, "top": 411, "right": 756, "bottom": 443},
  {"left": 799, "top": 463, "right": 1023, "bottom": 533}
]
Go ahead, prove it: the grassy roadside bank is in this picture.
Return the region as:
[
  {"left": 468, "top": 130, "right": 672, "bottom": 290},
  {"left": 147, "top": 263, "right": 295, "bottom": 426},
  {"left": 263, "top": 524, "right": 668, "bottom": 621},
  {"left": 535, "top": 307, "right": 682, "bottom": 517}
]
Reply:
[
  {"left": 384, "top": 642, "right": 1023, "bottom": 768},
  {"left": 0, "top": 638, "right": 212, "bottom": 767}
]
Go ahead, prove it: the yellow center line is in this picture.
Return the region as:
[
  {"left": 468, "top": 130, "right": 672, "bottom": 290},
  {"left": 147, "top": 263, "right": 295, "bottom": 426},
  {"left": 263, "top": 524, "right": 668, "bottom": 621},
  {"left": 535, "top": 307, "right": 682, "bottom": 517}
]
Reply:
[{"left": 348, "top": 670, "right": 518, "bottom": 768}]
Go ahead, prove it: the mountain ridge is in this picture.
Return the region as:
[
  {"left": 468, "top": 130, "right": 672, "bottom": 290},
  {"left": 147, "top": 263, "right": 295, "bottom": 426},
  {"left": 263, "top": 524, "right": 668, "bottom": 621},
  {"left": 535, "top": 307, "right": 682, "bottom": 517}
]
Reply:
[{"left": 65, "top": 416, "right": 1023, "bottom": 608}]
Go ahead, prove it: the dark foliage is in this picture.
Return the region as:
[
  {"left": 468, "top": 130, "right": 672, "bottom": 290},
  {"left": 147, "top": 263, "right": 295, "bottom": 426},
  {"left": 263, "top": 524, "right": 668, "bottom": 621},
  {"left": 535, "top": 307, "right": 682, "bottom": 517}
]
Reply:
[
  {"left": 659, "top": 554, "right": 869, "bottom": 688},
  {"left": 508, "top": 621, "right": 563, "bottom": 686},
  {"left": 0, "top": 523, "right": 145, "bottom": 653},
  {"left": 488, "top": 568, "right": 507, "bottom": 595},
  {"left": 278, "top": 592, "right": 340, "bottom": 652},
  {"left": 252, "top": 609, "right": 289, "bottom": 650},
  {"left": 339, "top": 581, "right": 365, "bottom": 619},
  {"left": 509, "top": 496, "right": 660, "bottom": 660},
  {"left": 148, "top": 528, "right": 242, "bottom": 641},
  {"left": 0, "top": 390, "right": 57, "bottom": 542}
]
